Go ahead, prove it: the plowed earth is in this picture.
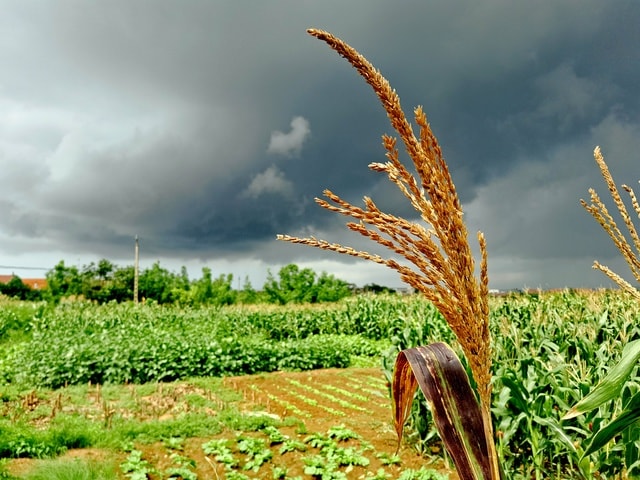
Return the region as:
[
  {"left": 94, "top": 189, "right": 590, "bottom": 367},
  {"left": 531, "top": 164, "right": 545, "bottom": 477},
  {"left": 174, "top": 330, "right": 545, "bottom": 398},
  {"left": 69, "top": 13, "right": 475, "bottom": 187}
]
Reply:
[
  {"left": 224, "top": 367, "right": 457, "bottom": 478},
  {"left": 5, "top": 367, "right": 457, "bottom": 479}
]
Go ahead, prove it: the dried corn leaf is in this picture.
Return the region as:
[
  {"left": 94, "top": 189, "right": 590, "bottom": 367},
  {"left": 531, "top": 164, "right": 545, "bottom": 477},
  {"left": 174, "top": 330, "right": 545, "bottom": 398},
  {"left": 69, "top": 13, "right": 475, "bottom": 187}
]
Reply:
[{"left": 393, "top": 342, "right": 493, "bottom": 479}]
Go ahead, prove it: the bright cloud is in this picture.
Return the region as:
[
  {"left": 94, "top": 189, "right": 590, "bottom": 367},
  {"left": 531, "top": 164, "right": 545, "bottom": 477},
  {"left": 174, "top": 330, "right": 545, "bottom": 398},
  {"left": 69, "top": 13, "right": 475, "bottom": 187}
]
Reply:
[
  {"left": 242, "top": 164, "right": 293, "bottom": 199},
  {"left": 267, "top": 116, "right": 310, "bottom": 157}
]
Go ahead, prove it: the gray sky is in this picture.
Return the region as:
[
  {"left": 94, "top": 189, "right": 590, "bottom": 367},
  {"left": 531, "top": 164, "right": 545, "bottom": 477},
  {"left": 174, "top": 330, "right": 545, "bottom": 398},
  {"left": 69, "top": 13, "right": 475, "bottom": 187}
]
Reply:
[{"left": 1, "top": 1, "right": 639, "bottom": 290}]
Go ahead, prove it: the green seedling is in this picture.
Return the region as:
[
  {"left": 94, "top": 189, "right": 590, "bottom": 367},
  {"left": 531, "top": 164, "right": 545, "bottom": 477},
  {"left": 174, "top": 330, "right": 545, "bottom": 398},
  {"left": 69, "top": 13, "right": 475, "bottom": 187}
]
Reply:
[
  {"left": 202, "top": 439, "right": 238, "bottom": 468},
  {"left": 261, "top": 425, "right": 288, "bottom": 444},
  {"left": 376, "top": 452, "right": 402, "bottom": 466},
  {"left": 327, "top": 425, "right": 360, "bottom": 441},
  {"left": 237, "top": 437, "right": 273, "bottom": 472},
  {"left": 120, "top": 449, "right": 156, "bottom": 480},
  {"left": 279, "top": 439, "right": 307, "bottom": 455}
]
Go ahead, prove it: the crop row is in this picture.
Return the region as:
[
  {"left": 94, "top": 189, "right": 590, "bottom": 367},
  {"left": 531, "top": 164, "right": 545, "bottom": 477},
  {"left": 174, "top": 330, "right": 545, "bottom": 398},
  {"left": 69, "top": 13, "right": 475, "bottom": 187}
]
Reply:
[{"left": 0, "top": 294, "right": 440, "bottom": 388}]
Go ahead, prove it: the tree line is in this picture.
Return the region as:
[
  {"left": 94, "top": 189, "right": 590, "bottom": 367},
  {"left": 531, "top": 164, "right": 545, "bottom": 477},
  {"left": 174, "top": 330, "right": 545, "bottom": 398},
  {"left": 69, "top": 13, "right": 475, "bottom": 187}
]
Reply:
[{"left": 0, "top": 260, "right": 394, "bottom": 305}]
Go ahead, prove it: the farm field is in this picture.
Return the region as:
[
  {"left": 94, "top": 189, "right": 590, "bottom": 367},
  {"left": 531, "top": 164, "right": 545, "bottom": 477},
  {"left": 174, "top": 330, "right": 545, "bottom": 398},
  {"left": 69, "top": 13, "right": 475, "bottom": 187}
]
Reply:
[
  {"left": 0, "top": 290, "right": 639, "bottom": 478},
  {"left": 2, "top": 368, "right": 453, "bottom": 479}
]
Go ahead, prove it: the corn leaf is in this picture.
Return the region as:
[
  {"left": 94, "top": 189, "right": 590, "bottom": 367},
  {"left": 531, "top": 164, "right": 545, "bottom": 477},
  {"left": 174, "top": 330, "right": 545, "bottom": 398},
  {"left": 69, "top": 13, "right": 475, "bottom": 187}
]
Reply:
[
  {"left": 393, "top": 342, "right": 493, "bottom": 480},
  {"left": 563, "top": 339, "right": 640, "bottom": 420},
  {"left": 583, "top": 391, "right": 640, "bottom": 456}
]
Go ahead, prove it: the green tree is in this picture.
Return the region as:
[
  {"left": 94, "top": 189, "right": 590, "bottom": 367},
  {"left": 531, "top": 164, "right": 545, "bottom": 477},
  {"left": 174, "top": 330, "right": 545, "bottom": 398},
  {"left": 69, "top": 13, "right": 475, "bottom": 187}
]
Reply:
[
  {"left": 236, "top": 276, "right": 258, "bottom": 304},
  {"left": 45, "top": 261, "right": 82, "bottom": 300},
  {"left": 263, "top": 264, "right": 351, "bottom": 304},
  {"left": 264, "top": 264, "right": 317, "bottom": 304},
  {"left": 80, "top": 262, "right": 105, "bottom": 303},
  {"left": 191, "top": 267, "right": 214, "bottom": 304},
  {"left": 96, "top": 258, "right": 114, "bottom": 280},
  {"left": 0, "top": 275, "right": 33, "bottom": 300},
  {"left": 190, "top": 268, "right": 236, "bottom": 305},
  {"left": 170, "top": 266, "right": 192, "bottom": 304},
  {"left": 139, "top": 262, "right": 177, "bottom": 303},
  {"left": 210, "top": 272, "right": 236, "bottom": 305},
  {"left": 109, "top": 265, "right": 134, "bottom": 302},
  {"left": 315, "top": 272, "right": 352, "bottom": 302}
]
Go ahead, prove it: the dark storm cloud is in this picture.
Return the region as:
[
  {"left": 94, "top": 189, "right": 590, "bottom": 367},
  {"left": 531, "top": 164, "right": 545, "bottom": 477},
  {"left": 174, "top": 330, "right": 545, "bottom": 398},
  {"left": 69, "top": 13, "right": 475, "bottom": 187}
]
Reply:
[{"left": 1, "top": 1, "right": 639, "bottom": 288}]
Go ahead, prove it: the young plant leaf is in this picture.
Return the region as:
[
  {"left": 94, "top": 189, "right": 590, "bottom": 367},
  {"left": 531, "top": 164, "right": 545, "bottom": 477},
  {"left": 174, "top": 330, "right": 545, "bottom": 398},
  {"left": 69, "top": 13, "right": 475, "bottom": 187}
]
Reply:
[
  {"left": 393, "top": 342, "right": 493, "bottom": 480},
  {"left": 563, "top": 339, "right": 640, "bottom": 420}
]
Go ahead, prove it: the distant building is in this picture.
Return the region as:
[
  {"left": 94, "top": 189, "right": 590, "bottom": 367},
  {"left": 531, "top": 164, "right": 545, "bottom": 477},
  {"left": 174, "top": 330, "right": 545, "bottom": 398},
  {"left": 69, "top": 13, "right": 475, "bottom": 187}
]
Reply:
[
  {"left": 394, "top": 286, "right": 415, "bottom": 295},
  {"left": 0, "top": 274, "right": 48, "bottom": 290}
]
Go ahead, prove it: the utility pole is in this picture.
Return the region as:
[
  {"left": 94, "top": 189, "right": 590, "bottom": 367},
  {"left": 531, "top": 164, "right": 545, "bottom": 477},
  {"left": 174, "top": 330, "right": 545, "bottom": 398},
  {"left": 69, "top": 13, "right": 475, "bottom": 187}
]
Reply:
[{"left": 134, "top": 235, "right": 139, "bottom": 304}]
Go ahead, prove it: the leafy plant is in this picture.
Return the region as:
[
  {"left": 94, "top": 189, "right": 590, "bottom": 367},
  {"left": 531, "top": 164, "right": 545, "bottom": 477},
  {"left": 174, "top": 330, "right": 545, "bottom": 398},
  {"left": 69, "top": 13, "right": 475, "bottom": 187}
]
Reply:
[
  {"left": 279, "top": 438, "right": 307, "bottom": 455},
  {"left": 237, "top": 436, "right": 273, "bottom": 472},
  {"left": 271, "top": 465, "right": 288, "bottom": 479},
  {"left": 164, "top": 453, "right": 197, "bottom": 480},
  {"left": 120, "top": 449, "right": 156, "bottom": 480},
  {"left": 278, "top": 29, "right": 498, "bottom": 479},
  {"left": 202, "top": 439, "right": 238, "bottom": 468},
  {"left": 262, "top": 425, "right": 288, "bottom": 445},
  {"left": 327, "top": 425, "right": 360, "bottom": 442},
  {"left": 303, "top": 454, "right": 346, "bottom": 479}
]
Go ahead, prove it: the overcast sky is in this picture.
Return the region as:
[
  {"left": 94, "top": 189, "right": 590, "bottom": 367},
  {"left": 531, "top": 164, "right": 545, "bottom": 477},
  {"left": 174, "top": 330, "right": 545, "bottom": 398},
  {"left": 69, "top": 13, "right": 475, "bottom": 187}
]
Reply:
[{"left": 1, "top": 1, "right": 639, "bottom": 290}]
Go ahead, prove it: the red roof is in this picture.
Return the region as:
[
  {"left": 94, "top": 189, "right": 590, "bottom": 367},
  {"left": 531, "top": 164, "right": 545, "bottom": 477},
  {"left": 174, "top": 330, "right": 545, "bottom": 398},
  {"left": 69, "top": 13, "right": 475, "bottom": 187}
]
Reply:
[{"left": 0, "top": 274, "right": 47, "bottom": 290}]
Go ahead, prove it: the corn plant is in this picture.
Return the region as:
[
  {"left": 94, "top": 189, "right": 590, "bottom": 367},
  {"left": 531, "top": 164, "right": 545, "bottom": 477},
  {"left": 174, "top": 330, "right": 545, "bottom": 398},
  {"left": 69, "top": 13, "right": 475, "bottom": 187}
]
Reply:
[
  {"left": 279, "top": 29, "right": 498, "bottom": 479},
  {"left": 564, "top": 147, "right": 640, "bottom": 476}
]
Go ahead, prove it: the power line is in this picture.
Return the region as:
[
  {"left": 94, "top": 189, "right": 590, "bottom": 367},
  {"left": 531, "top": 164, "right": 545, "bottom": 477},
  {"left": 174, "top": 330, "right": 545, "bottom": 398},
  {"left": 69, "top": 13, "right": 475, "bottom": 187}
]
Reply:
[{"left": 0, "top": 265, "right": 50, "bottom": 271}]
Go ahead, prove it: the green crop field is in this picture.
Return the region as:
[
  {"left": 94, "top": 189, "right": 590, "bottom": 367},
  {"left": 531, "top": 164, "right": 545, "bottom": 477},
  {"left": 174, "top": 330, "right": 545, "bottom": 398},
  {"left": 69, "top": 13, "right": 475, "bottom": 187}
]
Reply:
[{"left": 0, "top": 290, "right": 638, "bottom": 479}]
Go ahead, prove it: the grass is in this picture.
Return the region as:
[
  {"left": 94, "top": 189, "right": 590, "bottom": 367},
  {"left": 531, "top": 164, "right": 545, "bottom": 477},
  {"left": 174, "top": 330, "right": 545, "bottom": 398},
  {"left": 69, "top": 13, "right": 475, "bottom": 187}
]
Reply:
[
  {"left": 13, "top": 458, "right": 118, "bottom": 480},
  {"left": 0, "top": 377, "right": 253, "bottom": 460}
]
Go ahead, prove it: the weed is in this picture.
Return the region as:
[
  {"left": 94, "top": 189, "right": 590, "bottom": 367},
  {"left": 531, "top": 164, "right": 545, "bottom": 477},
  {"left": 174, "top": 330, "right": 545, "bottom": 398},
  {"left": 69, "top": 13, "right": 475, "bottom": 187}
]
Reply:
[
  {"left": 376, "top": 452, "right": 402, "bottom": 466},
  {"left": 0, "top": 460, "right": 16, "bottom": 480},
  {"left": 397, "top": 467, "right": 449, "bottom": 480},
  {"left": 19, "top": 457, "right": 119, "bottom": 480}
]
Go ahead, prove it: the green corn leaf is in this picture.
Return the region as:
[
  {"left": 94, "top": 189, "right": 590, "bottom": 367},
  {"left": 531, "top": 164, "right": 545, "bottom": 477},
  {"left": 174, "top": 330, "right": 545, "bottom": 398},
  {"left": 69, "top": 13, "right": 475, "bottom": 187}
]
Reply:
[
  {"left": 500, "top": 374, "right": 530, "bottom": 413},
  {"left": 563, "top": 339, "right": 640, "bottom": 420},
  {"left": 583, "top": 391, "right": 640, "bottom": 456},
  {"left": 532, "top": 415, "right": 579, "bottom": 456},
  {"left": 392, "top": 342, "right": 494, "bottom": 480}
]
